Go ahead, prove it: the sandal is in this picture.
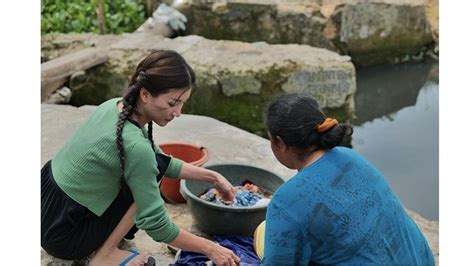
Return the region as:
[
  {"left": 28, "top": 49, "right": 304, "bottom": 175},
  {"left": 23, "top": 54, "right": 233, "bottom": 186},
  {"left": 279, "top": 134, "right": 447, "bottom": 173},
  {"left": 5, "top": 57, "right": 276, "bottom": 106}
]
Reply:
[{"left": 118, "top": 249, "right": 156, "bottom": 266}]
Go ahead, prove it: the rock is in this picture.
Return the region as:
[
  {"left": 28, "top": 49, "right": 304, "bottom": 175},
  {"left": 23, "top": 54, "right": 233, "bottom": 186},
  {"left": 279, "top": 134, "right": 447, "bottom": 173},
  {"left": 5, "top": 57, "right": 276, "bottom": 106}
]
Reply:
[
  {"left": 282, "top": 66, "right": 354, "bottom": 108},
  {"left": 425, "top": 0, "right": 439, "bottom": 46},
  {"left": 135, "top": 18, "right": 175, "bottom": 37},
  {"left": 43, "top": 86, "right": 72, "bottom": 104},
  {"left": 176, "top": 0, "right": 336, "bottom": 53},
  {"left": 41, "top": 33, "right": 122, "bottom": 62},
  {"left": 335, "top": 0, "right": 433, "bottom": 66},
  {"left": 175, "top": 0, "right": 436, "bottom": 66},
  {"left": 69, "top": 70, "right": 87, "bottom": 88},
  {"left": 42, "top": 32, "right": 356, "bottom": 136},
  {"left": 41, "top": 47, "right": 108, "bottom": 101},
  {"left": 115, "top": 32, "right": 355, "bottom": 135},
  {"left": 179, "top": 35, "right": 356, "bottom": 135},
  {"left": 67, "top": 65, "right": 129, "bottom": 107},
  {"left": 406, "top": 209, "right": 439, "bottom": 265}
]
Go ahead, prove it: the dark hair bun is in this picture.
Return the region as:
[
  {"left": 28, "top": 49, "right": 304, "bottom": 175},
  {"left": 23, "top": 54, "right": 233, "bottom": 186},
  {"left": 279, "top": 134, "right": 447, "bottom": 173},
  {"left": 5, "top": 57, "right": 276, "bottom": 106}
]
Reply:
[{"left": 319, "top": 123, "right": 353, "bottom": 149}]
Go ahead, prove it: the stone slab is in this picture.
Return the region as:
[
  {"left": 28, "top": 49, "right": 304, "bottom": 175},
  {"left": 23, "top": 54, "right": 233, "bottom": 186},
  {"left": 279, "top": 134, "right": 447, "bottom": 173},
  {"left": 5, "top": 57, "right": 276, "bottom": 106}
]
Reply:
[
  {"left": 42, "top": 32, "right": 357, "bottom": 136},
  {"left": 41, "top": 104, "right": 438, "bottom": 265},
  {"left": 176, "top": 0, "right": 435, "bottom": 66}
]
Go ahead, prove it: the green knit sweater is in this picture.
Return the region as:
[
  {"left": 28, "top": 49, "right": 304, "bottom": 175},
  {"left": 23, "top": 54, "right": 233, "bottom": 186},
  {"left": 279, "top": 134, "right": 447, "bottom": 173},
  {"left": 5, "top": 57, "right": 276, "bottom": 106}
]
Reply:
[{"left": 52, "top": 97, "right": 183, "bottom": 243}]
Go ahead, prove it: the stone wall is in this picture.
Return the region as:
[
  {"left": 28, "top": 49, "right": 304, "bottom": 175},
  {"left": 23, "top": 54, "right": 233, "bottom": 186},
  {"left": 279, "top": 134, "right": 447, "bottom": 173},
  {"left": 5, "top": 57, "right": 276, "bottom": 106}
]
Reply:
[
  {"left": 41, "top": 32, "right": 356, "bottom": 136},
  {"left": 176, "top": 0, "right": 436, "bottom": 66}
]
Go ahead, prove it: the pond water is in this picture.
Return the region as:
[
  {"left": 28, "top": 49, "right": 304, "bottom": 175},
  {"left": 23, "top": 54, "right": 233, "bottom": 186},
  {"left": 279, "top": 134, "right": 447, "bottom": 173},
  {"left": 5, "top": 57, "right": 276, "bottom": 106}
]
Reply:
[{"left": 352, "top": 60, "right": 439, "bottom": 221}]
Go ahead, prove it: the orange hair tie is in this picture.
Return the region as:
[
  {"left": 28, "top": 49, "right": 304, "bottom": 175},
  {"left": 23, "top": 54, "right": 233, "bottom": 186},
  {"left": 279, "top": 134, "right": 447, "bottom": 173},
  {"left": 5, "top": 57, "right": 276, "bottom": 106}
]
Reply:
[{"left": 316, "top": 118, "right": 338, "bottom": 133}]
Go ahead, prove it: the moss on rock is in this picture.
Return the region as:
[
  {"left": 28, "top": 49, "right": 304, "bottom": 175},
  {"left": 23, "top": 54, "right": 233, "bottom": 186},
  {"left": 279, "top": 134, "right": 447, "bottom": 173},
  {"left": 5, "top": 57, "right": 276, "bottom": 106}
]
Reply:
[{"left": 69, "top": 64, "right": 128, "bottom": 106}]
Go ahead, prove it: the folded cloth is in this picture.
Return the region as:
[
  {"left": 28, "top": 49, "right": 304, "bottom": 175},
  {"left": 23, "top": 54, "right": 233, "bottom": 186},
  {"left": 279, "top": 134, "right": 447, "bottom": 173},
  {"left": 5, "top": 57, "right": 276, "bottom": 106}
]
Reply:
[{"left": 173, "top": 235, "right": 261, "bottom": 265}]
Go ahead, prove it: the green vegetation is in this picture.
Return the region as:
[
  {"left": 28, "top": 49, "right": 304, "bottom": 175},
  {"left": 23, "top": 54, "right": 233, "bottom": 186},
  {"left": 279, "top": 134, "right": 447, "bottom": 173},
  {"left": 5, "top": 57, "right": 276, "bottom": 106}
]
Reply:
[{"left": 41, "top": 0, "right": 146, "bottom": 34}]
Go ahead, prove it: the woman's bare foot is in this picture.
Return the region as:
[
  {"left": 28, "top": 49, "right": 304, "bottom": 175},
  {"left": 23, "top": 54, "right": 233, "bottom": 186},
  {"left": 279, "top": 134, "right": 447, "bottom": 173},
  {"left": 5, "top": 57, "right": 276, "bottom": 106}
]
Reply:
[{"left": 89, "top": 248, "right": 150, "bottom": 266}]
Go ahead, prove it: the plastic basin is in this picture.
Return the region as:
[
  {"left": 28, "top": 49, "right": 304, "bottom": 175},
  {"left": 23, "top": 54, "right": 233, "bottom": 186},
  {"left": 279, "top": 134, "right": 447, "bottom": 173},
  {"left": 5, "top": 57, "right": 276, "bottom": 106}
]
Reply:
[
  {"left": 159, "top": 142, "right": 209, "bottom": 203},
  {"left": 180, "top": 164, "right": 285, "bottom": 236}
]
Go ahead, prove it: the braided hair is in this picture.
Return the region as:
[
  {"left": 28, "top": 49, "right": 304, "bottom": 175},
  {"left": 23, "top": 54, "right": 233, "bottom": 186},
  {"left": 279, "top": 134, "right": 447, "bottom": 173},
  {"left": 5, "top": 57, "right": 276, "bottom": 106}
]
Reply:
[{"left": 116, "top": 50, "right": 195, "bottom": 179}]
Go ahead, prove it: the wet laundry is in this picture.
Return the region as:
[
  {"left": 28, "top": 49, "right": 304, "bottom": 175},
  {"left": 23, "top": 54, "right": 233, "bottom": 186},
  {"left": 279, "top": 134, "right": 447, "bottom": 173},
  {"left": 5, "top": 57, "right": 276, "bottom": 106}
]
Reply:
[{"left": 199, "top": 179, "right": 272, "bottom": 207}]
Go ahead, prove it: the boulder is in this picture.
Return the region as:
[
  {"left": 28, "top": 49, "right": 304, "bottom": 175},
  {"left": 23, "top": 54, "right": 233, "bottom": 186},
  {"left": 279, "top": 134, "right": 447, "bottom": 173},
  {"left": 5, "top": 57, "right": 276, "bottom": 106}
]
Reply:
[
  {"left": 43, "top": 86, "right": 72, "bottom": 104},
  {"left": 41, "top": 33, "right": 121, "bottom": 62},
  {"left": 334, "top": 0, "right": 434, "bottom": 66},
  {"left": 41, "top": 32, "right": 356, "bottom": 136},
  {"left": 175, "top": 0, "right": 436, "bottom": 66},
  {"left": 177, "top": 0, "right": 337, "bottom": 52}
]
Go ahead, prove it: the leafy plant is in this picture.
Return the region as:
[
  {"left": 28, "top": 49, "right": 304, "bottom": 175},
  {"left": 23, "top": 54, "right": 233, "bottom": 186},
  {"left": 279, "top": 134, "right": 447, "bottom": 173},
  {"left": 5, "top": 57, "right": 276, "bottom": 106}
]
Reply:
[{"left": 41, "top": 0, "right": 146, "bottom": 34}]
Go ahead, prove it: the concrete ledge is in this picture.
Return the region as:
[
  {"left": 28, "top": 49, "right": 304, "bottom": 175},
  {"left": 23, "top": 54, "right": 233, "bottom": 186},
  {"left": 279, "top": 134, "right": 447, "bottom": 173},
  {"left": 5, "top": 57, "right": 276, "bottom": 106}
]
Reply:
[{"left": 41, "top": 104, "right": 438, "bottom": 265}]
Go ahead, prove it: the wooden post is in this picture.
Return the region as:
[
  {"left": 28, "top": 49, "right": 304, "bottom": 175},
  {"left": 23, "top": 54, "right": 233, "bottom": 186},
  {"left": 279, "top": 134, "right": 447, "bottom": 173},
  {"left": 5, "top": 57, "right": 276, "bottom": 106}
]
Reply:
[
  {"left": 96, "top": 0, "right": 106, "bottom": 34},
  {"left": 145, "top": 0, "right": 155, "bottom": 18}
]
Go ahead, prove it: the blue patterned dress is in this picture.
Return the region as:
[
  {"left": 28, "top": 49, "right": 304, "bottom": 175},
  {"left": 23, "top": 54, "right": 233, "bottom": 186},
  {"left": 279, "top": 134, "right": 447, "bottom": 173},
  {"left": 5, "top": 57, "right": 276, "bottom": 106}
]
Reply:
[{"left": 262, "top": 147, "right": 435, "bottom": 265}]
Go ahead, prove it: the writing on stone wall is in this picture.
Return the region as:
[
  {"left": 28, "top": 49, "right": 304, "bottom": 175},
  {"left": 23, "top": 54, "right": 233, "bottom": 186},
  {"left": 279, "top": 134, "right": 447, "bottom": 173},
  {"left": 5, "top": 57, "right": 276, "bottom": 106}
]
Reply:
[
  {"left": 282, "top": 69, "right": 355, "bottom": 107},
  {"left": 293, "top": 70, "right": 352, "bottom": 94}
]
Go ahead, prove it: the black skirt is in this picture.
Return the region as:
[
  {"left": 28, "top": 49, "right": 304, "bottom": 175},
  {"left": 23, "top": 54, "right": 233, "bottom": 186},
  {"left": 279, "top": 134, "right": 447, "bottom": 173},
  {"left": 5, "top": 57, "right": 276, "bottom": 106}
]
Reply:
[
  {"left": 41, "top": 153, "right": 171, "bottom": 260},
  {"left": 41, "top": 160, "right": 137, "bottom": 260}
]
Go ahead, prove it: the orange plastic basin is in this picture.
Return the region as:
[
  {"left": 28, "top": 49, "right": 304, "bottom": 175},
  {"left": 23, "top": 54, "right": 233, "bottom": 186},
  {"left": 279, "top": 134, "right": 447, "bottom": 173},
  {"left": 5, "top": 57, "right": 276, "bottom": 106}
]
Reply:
[{"left": 159, "top": 142, "right": 209, "bottom": 203}]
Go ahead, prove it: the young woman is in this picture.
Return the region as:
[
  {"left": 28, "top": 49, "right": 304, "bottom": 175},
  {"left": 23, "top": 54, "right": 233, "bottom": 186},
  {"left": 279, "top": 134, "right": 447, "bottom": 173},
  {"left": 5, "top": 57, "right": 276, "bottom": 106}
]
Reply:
[
  {"left": 259, "top": 92, "right": 434, "bottom": 265},
  {"left": 41, "top": 50, "right": 241, "bottom": 266}
]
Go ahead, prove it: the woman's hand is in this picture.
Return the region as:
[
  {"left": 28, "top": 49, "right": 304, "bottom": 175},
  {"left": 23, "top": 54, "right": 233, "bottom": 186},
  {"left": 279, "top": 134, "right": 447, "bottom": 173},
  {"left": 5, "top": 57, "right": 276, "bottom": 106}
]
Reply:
[
  {"left": 205, "top": 242, "right": 241, "bottom": 265},
  {"left": 178, "top": 163, "right": 236, "bottom": 203},
  {"left": 212, "top": 171, "right": 236, "bottom": 204},
  {"left": 170, "top": 229, "right": 240, "bottom": 266}
]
